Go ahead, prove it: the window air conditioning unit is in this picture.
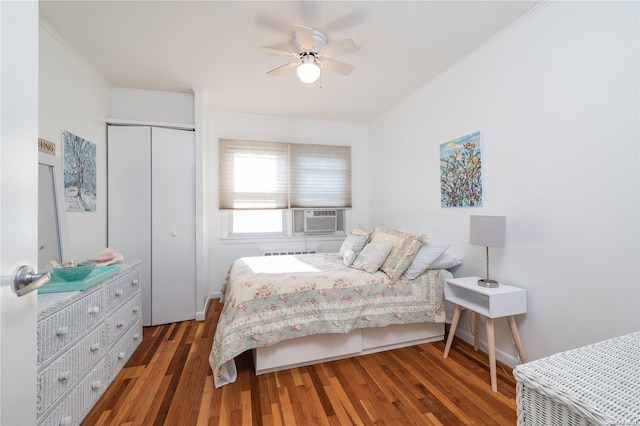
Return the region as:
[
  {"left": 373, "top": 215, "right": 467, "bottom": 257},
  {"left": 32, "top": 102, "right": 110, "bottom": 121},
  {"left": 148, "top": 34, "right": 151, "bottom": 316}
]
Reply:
[{"left": 303, "top": 209, "right": 338, "bottom": 233}]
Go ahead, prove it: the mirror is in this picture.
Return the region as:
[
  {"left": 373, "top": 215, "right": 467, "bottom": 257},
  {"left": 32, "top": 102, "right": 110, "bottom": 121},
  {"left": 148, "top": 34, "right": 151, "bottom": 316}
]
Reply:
[{"left": 38, "top": 152, "right": 69, "bottom": 270}]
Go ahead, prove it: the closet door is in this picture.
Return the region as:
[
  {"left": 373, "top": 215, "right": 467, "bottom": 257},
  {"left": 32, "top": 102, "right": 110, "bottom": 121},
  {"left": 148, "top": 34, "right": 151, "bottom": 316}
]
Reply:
[
  {"left": 150, "top": 127, "right": 196, "bottom": 325},
  {"left": 107, "top": 125, "right": 153, "bottom": 325},
  {"left": 108, "top": 125, "right": 196, "bottom": 326}
]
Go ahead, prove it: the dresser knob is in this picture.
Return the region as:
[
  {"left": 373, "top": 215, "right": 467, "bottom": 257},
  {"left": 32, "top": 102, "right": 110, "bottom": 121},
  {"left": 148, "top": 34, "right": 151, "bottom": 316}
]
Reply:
[
  {"left": 133, "top": 333, "right": 140, "bottom": 340},
  {"left": 132, "top": 306, "right": 139, "bottom": 313},
  {"left": 116, "top": 321, "right": 125, "bottom": 328},
  {"left": 58, "top": 371, "right": 70, "bottom": 382},
  {"left": 131, "top": 279, "right": 139, "bottom": 286},
  {"left": 59, "top": 417, "right": 73, "bottom": 426},
  {"left": 88, "top": 306, "right": 100, "bottom": 314},
  {"left": 115, "top": 289, "right": 124, "bottom": 297},
  {"left": 90, "top": 343, "right": 100, "bottom": 352},
  {"left": 91, "top": 380, "right": 102, "bottom": 390},
  {"left": 118, "top": 351, "right": 126, "bottom": 359},
  {"left": 56, "top": 327, "right": 69, "bottom": 337}
]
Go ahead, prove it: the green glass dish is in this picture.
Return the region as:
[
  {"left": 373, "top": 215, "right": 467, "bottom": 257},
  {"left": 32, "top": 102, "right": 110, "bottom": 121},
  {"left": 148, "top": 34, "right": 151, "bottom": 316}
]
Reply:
[{"left": 51, "top": 261, "right": 96, "bottom": 282}]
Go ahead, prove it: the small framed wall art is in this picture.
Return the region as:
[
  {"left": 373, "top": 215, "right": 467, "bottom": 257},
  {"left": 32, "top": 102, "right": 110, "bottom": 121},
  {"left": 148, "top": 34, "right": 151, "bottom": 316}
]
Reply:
[
  {"left": 440, "top": 131, "right": 483, "bottom": 208},
  {"left": 63, "top": 130, "right": 97, "bottom": 212}
]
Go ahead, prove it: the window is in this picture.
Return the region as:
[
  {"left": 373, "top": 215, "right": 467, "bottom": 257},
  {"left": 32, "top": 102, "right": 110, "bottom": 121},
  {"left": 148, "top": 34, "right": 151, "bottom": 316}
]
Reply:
[
  {"left": 231, "top": 210, "right": 285, "bottom": 234},
  {"left": 219, "top": 139, "right": 351, "bottom": 235}
]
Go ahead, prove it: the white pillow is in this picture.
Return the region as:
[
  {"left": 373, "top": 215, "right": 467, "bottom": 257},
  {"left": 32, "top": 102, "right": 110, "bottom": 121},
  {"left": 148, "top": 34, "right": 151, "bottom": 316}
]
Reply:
[
  {"left": 343, "top": 249, "right": 356, "bottom": 267},
  {"left": 351, "top": 242, "right": 393, "bottom": 273},
  {"left": 351, "top": 224, "right": 370, "bottom": 236},
  {"left": 338, "top": 233, "right": 369, "bottom": 257},
  {"left": 404, "top": 239, "right": 451, "bottom": 280},
  {"left": 427, "top": 251, "right": 463, "bottom": 270}
]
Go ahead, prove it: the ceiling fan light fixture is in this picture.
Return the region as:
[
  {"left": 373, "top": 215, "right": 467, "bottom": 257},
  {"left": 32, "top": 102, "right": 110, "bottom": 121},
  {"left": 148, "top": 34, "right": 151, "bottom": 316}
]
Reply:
[{"left": 297, "top": 55, "right": 320, "bottom": 84}]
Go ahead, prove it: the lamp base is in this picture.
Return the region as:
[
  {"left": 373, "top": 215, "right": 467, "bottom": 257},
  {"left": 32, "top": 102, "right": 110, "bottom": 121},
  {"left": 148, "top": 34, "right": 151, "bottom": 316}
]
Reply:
[{"left": 477, "top": 278, "right": 499, "bottom": 288}]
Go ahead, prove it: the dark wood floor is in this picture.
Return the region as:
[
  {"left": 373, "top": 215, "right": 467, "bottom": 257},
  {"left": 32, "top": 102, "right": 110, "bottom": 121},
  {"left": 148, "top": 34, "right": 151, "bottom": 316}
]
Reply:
[{"left": 82, "top": 299, "right": 517, "bottom": 425}]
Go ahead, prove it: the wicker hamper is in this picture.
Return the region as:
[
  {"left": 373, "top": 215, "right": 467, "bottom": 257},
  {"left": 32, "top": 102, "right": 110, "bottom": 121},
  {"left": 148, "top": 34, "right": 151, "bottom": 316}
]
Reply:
[{"left": 513, "top": 331, "right": 640, "bottom": 426}]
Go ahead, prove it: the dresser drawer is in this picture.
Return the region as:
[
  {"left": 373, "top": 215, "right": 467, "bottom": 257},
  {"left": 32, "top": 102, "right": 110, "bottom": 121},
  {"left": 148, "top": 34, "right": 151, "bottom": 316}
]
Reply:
[
  {"left": 105, "top": 268, "right": 140, "bottom": 312},
  {"left": 37, "top": 289, "right": 104, "bottom": 365},
  {"left": 37, "top": 324, "right": 105, "bottom": 418},
  {"left": 108, "top": 319, "right": 142, "bottom": 381},
  {"left": 106, "top": 293, "right": 141, "bottom": 345},
  {"left": 38, "top": 359, "right": 107, "bottom": 426}
]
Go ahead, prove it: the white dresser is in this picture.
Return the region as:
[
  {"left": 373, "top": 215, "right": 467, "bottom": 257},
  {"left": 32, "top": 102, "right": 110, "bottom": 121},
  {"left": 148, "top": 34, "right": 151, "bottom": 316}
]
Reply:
[{"left": 37, "top": 261, "right": 142, "bottom": 426}]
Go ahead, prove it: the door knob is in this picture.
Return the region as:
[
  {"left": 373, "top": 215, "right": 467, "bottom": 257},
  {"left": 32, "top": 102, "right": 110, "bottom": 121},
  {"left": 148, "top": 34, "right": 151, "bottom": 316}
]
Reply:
[{"left": 13, "top": 265, "right": 50, "bottom": 297}]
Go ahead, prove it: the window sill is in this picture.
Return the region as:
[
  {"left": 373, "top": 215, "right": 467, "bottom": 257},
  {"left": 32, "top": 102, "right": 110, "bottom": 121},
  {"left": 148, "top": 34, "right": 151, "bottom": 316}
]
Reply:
[{"left": 220, "top": 233, "right": 346, "bottom": 245}]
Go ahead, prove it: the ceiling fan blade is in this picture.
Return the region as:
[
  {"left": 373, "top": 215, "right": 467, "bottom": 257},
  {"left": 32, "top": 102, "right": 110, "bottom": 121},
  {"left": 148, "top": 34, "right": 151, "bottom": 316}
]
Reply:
[
  {"left": 259, "top": 46, "right": 297, "bottom": 57},
  {"left": 295, "top": 25, "right": 316, "bottom": 52},
  {"left": 323, "top": 38, "right": 357, "bottom": 57},
  {"left": 267, "top": 61, "right": 298, "bottom": 76},
  {"left": 323, "top": 58, "right": 355, "bottom": 76}
]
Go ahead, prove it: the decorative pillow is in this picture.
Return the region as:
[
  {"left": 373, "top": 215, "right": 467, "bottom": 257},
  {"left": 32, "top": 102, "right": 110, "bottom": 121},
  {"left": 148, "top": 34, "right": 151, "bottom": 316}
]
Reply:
[
  {"left": 368, "top": 228, "right": 424, "bottom": 282},
  {"left": 338, "top": 233, "right": 370, "bottom": 257},
  {"left": 351, "top": 242, "right": 393, "bottom": 274},
  {"left": 343, "top": 249, "right": 356, "bottom": 267},
  {"left": 351, "top": 224, "right": 370, "bottom": 236},
  {"left": 427, "top": 251, "right": 463, "bottom": 270},
  {"left": 404, "top": 239, "right": 452, "bottom": 280}
]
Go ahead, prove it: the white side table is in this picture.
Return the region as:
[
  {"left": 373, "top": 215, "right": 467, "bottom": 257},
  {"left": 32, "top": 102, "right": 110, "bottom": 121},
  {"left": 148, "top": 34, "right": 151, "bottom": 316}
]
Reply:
[{"left": 443, "top": 276, "right": 527, "bottom": 392}]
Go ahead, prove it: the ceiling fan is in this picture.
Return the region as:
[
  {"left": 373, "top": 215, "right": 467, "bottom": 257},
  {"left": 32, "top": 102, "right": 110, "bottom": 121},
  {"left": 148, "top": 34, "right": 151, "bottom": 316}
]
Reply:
[{"left": 259, "top": 25, "right": 357, "bottom": 85}]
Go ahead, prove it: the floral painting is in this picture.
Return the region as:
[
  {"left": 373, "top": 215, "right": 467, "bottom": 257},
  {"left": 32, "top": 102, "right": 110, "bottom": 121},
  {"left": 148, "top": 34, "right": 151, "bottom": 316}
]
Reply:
[
  {"left": 63, "top": 130, "right": 97, "bottom": 211},
  {"left": 440, "top": 131, "right": 483, "bottom": 207}
]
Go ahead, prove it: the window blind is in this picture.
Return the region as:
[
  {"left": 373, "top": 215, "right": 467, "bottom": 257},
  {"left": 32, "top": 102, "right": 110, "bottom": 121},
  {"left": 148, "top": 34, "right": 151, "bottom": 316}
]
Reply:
[
  {"left": 218, "top": 139, "right": 288, "bottom": 209},
  {"left": 219, "top": 139, "right": 352, "bottom": 209},
  {"left": 290, "top": 143, "right": 352, "bottom": 208}
]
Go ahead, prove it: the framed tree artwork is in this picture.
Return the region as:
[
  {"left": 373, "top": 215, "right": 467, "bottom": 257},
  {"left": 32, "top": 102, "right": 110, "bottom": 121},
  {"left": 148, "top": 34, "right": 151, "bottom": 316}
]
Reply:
[
  {"left": 63, "top": 130, "right": 97, "bottom": 211},
  {"left": 440, "top": 131, "right": 483, "bottom": 208}
]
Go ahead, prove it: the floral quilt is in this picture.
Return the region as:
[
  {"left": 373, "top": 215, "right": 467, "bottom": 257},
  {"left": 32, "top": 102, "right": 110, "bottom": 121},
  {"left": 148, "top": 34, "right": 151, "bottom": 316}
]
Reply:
[{"left": 209, "top": 253, "right": 447, "bottom": 387}]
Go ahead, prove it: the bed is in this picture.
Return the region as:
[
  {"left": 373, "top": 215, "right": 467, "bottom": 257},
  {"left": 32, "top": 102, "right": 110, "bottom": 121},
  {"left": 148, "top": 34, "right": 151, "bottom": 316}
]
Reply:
[{"left": 209, "top": 227, "right": 461, "bottom": 387}]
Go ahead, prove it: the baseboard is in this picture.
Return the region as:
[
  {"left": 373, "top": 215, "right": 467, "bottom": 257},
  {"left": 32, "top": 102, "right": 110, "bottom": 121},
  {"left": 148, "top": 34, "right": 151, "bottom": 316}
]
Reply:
[
  {"left": 455, "top": 329, "right": 521, "bottom": 368},
  {"left": 195, "top": 292, "right": 222, "bottom": 321}
]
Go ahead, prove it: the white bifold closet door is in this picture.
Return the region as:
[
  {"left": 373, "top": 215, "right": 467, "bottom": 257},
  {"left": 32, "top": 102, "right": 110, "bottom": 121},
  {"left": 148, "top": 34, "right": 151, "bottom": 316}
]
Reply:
[{"left": 107, "top": 125, "right": 196, "bottom": 326}]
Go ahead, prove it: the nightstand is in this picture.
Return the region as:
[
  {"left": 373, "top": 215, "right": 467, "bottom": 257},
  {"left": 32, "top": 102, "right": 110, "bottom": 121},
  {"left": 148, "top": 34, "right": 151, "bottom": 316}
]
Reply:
[{"left": 443, "top": 276, "right": 527, "bottom": 392}]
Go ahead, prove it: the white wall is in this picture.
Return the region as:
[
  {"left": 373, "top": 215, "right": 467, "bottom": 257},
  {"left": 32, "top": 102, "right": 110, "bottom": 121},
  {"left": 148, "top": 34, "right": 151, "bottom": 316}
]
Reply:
[
  {"left": 369, "top": 1, "right": 640, "bottom": 365},
  {"left": 110, "top": 87, "right": 194, "bottom": 125},
  {"left": 39, "top": 21, "right": 111, "bottom": 261},
  {"left": 207, "top": 111, "right": 370, "bottom": 295}
]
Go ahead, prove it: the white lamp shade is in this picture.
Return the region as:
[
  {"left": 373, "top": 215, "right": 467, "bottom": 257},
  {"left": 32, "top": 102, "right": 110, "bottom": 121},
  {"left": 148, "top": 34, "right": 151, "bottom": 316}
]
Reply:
[
  {"left": 297, "top": 60, "right": 320, "bottom": 84},
  {"left": 469, "top": 215, "right": 506, "bottom": 247}
]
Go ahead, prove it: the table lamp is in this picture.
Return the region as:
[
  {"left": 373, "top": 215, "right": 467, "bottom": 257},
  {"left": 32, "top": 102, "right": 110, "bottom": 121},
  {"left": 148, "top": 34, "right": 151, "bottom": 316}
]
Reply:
[{"left": 469, "top": 215, "right": 506, "bottom": 288}]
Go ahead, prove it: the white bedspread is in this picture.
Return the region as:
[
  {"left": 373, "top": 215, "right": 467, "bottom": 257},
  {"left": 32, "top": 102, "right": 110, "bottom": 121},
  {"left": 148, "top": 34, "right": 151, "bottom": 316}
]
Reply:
[{"left": 209, "top": 253, "right": 447, "bottom": 387}]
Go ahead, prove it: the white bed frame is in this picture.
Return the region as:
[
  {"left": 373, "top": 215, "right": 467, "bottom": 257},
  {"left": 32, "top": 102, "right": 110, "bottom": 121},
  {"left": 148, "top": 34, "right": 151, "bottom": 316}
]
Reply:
[{"left": 253, "top": 321, "right": 444, "bottom": 374}]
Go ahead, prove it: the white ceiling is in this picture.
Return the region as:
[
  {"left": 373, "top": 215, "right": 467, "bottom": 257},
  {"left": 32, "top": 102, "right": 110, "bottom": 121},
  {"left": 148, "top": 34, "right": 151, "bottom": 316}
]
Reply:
[{"left": 39, "top": 1, "right": 540, "bottom": 123}]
